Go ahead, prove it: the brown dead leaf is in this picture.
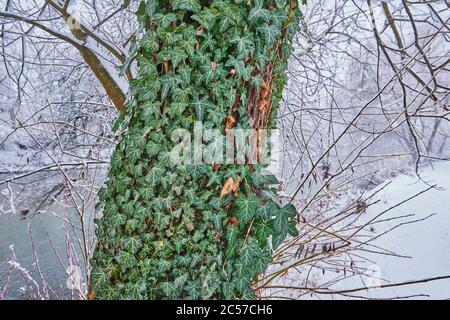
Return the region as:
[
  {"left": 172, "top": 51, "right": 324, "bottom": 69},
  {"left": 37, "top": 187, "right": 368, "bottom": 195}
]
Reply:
[
  {"left": 260, "top": 81, "right": 269, "bottom": 91},
  {"left": 163, "top": 61, "right": 169, "bottom": 73},
  {"left": 220, "top": 175, "right": 240, "bottom": 199},
  {"left": 225, "top": 115, "right": 236, "bottom": 131},
  {"left": 220, "top": 177, "right": 234, "bottom": 199},
  {"left": 229, "top": 217, "right": 239, "bottom": 228},
  {"left": 87, "top": 290, "right": 96, "bottom": 301}
]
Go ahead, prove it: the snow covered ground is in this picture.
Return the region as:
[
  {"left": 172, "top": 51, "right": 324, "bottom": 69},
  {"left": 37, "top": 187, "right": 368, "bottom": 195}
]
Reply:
[{"left": 341, "top": 161, "right": 450, "bottom": 299}]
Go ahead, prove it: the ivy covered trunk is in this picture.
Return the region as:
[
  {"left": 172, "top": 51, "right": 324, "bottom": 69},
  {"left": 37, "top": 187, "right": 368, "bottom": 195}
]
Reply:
[{"left": 91, "top": 0, "right": 302, "bottom": 300}]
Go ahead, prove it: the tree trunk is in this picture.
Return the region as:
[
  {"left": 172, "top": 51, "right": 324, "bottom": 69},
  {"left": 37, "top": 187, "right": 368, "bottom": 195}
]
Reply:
[{"left": 90, "top": 0, "right": 301, "bottom": 300}]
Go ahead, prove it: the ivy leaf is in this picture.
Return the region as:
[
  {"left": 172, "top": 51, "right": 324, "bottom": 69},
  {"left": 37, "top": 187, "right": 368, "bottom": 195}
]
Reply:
[
  {"left": 271, "top": 230, "right": 287, "bottom": 250},
  {"left": 115, "top": 251, "right": 136, "bottom": 270},
  {"left": 248, "top": 6, "right": 271, "bottom": 23},
  {"left": 254, "top": 249, "right": 272, "bottom": 274},
  {"left": 191, "top": 94, "right": 213, "bottom": 120},
  {"left": 160, "top": 282, "right": 175, "bottom": 297},
  {"left": 138, "top": 80, "right": 160, "bottom": 102},
  {"left": 226, "top": 57, "right": 252, "bottom": 81},
  {"left": 279, "top": 204, "right": 297, "bottom": 218},
  {"left": 172, "top": 0, "right": 202, "bottom": 13},
  {"left": 200, "top": 33, "right": 216, "bottom": 51},
  {"left": 236, "top": 194, "right": 259, "bottom": 225},
  {"left": 170, "top": 48, "right": 188, "bottom": 68},
  {"left": 225, "top": 224, "right": 239, "bottom": 246},
  {"left": 240, "top": 238, "right": 260, "bottom": 267},
  {"left": 145, "top": 0, "right": 156, "bottom": 17},
  {"left": 184, "top": 280, "right": 202, "bottom": 300},
  {"left": 123, "top": 237, "right": 142, "bottom": 254},
  {"left": 207, "top": 171, "right": 222, "bottom": 187},
  {"left": 169, "top": 102, "right": 189, "bottom": 116},
  {"left": 273, "top": 210, "right": 288, "bottom": 233},
  {"left": 153, "top": 13, "right": 177, "bottom": 28},
  {"left": 174, "top": 275, "right": 188, "bottom": 289},
  {"left": 270, "top": 9, "right": 289, "bottom": 28},
  {"left": 211, "top": 212, "right": 225, "bottom": 230},
  {"left": 145, "top": 166, "right": 165, "bottom": 187},
  {"left": 287, "top": 220, "right": 299, "bottom": 237},
  {"left": 109, "top": 212, "right": 127, "bottom": 229},
  {"left": 90, "top": 268, "right": 108, "bottom": 292},
  {"left": 146, "top": 141, "right": 161, "bottom": 157},
  {"left": 230, "top": 34, "right": 254, "bottom": 57},
  {"left": 231, "top": 262, "right": 251, "bottom": 292},
  {"left": 141, "top": 32, "right": 159, "bottom": 52},
  {"left": 192, "top": 9, "right": 218, "bottom": 29},
  {"left": 127, "top": 145, "right": 142, "bottom": 164},
  {"left": 180, "top": 38, "right": 197, "bottom": 57},
  {"left": 254, "top": 220, "right": 274, "bottom": 245},
  {"left": 257, "top": 23, "right": 281, "bottom": 46},
  {"left": 274, "top": 0, "right": 288, "bottom": 9}
]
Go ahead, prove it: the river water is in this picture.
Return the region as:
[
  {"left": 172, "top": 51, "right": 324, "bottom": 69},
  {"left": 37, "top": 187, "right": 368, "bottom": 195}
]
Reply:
[{"left": 0, "top": 172, "right": 91, "bottom": 300}]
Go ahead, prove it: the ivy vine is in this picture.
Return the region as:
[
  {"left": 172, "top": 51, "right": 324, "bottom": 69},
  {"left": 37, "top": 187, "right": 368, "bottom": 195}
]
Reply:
[{"left": 91, "top": 0, "right": 303, "bottom": 300}]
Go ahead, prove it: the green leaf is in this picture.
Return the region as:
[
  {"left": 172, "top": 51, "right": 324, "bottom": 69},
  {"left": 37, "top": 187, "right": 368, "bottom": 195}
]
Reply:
[
  {"left": 146, "top": 141, "right": 161, "bottom": 157},
  {"left": 192, "top": 9, "right": 218, "bottom": 29},
  {"left": 109, "top": 212, "right": 127, "bottom": 229},
  {"left": 273, "top": 210, "right": 288, "bottom": 233},
  {"left": 191, "top": 94, "right": 213, "bottom": 120},
  {"left": 257, "top": 23, "right": 281, "bottom": 45},
  {"left": 123, "top": 237, "right": 142, "bottom": 254},
  {"left": 184, "top": 280, "right": 202, "bottom": 300},
  {"left": 254, "top": 249, "right": 272, "bottom": 274},
  {"left": 225, "top": 224, "right": 239, "bottom": 246},
  {"left": 287, "top": 220, "right": 299, "bottom": 237},
  {"left": 115, "top": 251, "right": 136, "bottom": 269},
  {"left": 174, "top": 275, "right": 188, "bottom": 289},
  {"left": 90, "top": 268, "right": 108, "bottom": 292},
  {"left": 160, "top": 282, "right": 175, "bottom": 297},
  {"left": 270, "top": 9, "right": 289, "bottom": 28},
  {"left": 248, "top": 7, "right": 271, "bottom": 23},
  {"left": 153, "top": 13, "right": 177, "bottom": 28},
  {"left": 240, "top": 238, "right": 260, "bottom": 267},
  {"left": 145, "top": 0, "right": 156, "bottom": 17},
  {"left": 172, "top": 0, "right": 202, "bottom": 13},
  {"left": 254, "top": 221, "right": 273, "bottom": 245},
  {"left": 141, "top": 32, "right": 159, "bottom": 52},
  {"left": 279, "top": 204, "right": 297, "bottom": 218},
  {"left": 145, "top": 166, "right": 165, "bottom": 186},
  {"left": 236, "top": 194, "right": 259, "bottom": 225},
  {"left": 230, "top": 34, "right": 255, "bottom": 57}
]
